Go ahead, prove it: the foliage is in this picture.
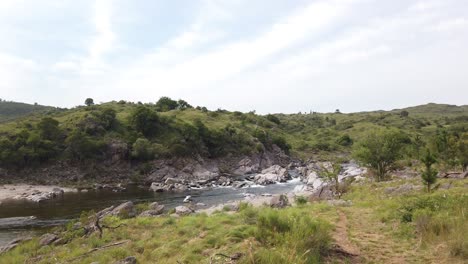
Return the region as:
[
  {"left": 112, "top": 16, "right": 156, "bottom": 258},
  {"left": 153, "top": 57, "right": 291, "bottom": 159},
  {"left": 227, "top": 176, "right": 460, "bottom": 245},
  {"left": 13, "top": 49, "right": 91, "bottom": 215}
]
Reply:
[
  {"left": 129, "top": 106, "right": 161, "bottom": 137},
  {"left": 85, "top": 98, "right": 95, "bottom": 106},
  {"left": 131, "top": 138, "right": 155, "bottom": 160},
  {"left": 66, "top": 130, "right": 107, "bottom": 161},
  {"left": 420, "top": 150, "right": 438, "bottom": 192},
  {"left": 155, "top": 96, "right": 179, "bottom": 112},
  {"left": 353, "top": 129, "right": 408, "bottom": 181}
]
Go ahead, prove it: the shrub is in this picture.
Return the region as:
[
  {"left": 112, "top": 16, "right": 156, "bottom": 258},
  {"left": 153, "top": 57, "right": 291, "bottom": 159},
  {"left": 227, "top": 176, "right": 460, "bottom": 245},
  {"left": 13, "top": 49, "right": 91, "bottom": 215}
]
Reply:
[
  {"left": 129, "top": 106, "right": 161, "bottom": 137},
  {"left": 353, "top": 128, "right": 408, "bottom": 181},
  {"left": 295, "top": 196, "right": 308, "bottom": 205},
  {"left": 131, "top": 138, "right": 155, "bottom": 160}
]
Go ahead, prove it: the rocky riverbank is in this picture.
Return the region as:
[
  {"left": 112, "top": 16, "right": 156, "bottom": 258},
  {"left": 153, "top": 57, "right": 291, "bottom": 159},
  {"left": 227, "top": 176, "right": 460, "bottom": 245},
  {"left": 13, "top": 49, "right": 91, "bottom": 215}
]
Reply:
[{"left": 0, "top": 185, "right": 77, "bottom": 203}]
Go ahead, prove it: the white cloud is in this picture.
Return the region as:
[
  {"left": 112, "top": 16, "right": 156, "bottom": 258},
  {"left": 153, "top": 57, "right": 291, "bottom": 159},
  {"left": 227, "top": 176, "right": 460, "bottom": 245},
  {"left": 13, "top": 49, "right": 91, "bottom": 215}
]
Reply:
[{"left": 433, "top": 18, "right": 468, "bottom": 32}]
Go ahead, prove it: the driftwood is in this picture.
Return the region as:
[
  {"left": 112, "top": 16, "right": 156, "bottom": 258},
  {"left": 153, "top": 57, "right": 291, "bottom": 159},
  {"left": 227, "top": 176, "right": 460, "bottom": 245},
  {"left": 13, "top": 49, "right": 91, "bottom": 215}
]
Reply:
[
  {"left": 84, "top": 214, "right": 126, "bottom": 238},
  {"left": 69, "top": 240, "right": 130, "bottom": 261}
]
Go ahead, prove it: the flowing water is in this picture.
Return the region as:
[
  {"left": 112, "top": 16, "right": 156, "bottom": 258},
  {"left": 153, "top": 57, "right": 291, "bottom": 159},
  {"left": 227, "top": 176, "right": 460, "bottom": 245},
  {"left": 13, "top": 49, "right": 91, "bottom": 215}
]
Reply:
[{"left": 0, "top": 179, "right": 303, "bottom": 246}]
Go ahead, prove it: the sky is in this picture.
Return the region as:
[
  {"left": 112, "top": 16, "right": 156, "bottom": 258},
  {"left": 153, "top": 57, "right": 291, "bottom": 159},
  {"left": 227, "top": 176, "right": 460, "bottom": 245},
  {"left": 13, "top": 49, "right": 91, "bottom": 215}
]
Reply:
[{"left": 0, "top": 0, "right": 467, "bottom": 114}]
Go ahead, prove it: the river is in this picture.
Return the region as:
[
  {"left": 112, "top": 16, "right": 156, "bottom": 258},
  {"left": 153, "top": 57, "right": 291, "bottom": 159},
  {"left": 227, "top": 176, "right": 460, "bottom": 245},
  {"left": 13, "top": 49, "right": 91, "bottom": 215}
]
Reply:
[{"left": 0, "top": 179, "right": 303, "bottom": 246}]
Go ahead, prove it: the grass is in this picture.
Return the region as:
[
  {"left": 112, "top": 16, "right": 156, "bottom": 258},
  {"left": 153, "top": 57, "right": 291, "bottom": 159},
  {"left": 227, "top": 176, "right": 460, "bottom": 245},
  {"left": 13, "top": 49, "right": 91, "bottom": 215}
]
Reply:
[
  {"left": 0, "top": 203, "right": 334, "bottom": 264},
  {"left": 0, "top": 177, "right": 466, "bottom": 263}
]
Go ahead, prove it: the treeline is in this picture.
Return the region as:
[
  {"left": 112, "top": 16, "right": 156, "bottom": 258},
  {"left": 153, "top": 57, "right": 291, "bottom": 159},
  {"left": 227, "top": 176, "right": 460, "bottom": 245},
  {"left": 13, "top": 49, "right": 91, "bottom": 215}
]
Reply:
[{"left": 0, "top": 97, "right": 290, "bottom": 168}]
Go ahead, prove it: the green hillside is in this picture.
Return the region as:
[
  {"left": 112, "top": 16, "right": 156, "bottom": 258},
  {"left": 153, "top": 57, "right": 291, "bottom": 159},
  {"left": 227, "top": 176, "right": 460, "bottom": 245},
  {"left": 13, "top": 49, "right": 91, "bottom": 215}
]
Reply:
[
  {"left": 0, "top": 100, "right": 58, "bottom": 122},
  {"left": 0, "top": 98, "right": 466, "bottom": 170}
]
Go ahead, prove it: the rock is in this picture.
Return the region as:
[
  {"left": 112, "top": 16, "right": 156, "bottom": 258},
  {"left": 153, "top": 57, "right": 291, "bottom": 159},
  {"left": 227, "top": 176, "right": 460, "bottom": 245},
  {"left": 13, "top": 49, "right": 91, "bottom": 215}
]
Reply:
[
  {"left": 138, "top": 202, "right": 165, "bottom": 216},
  {"left": 327, "top": 199, "right": 353, "bottom": 207},
  {"left": 183, "top": 195, "right": 192, "bottom": 203},
  {"left": 150, "top": 182, "right": 164, "bottom": 192},
  {"left": 114, "top": 256, "right": 137, "bottom": 264},
  {"left": 53, "top": 238, "right": 67, "bottom": 246},
  {"left": 305, "top": 171, "right": 325, "bottom": 189},
  {"left": 96, "top": 205, "right": 116, "bottom": 218},
  {"left": 309, "top": 185, "right": 334, "bottom": 200},
  {"left": 270, "top": 194, "right": 289, "bottom": 208},
  {"left": 0, "top": 237, "right": 32, "bottom": 254},
  {"left": 254, "top": 165, "right": 289, "bottom": 185},
  {"left": 261, "top": 193, "right": 272, "bottom": 197},
  {"left": 462, "top": 171, "right": 468, "bottom": 178},
  {"left": 233, "top": 158, "right": 259, "bottom": 176},
  {"left": 52, "top": 187, "right": 64, "bottom": 195},
  {"left": 165, "top": 177, "right": 183, "bottom": 185},
  {"left": 110, "top": 201, "right": 136, "bottom": 218},
  {"left": 196, "top": 203, "right": 206, "bottom": 207},
  {"left": 39, "top": 233, "right": 58, "bottom": 246},
  {"left": 139, "top": 209, "right": 163, "bottom": 217},
  {"left": 149, "top": 202, "right": 165, "bottom": 211},
  {"left": 175, "top": 206, "right": 193, "bottom": 216}
]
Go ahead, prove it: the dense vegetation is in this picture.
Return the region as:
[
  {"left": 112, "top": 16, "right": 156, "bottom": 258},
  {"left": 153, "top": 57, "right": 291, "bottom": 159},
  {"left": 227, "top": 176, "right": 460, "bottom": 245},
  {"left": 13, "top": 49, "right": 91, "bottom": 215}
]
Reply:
[{"left": 0, "top": 98, "right": 466, "bottom": 174}]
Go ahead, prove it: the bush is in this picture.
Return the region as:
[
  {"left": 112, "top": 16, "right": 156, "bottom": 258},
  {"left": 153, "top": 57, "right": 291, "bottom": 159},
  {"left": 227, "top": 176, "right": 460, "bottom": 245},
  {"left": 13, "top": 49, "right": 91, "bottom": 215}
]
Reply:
[
  {"left": 336, "top": 134, "right": 353, "bottom": 146},
  {"left": 131, "top": 138, "right": 155, "bottom": 160},
  {"left": 129, "top": 106, "right": 161, "bottom": 137},
  {"left": 266, "top": 114, "right": 281, "bottom": 125}
]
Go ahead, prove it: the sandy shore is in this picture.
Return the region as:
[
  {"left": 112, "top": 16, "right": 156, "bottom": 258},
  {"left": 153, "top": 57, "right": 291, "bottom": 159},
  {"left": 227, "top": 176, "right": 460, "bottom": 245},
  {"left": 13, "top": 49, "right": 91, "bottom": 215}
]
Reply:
[{"left": 0, "top": 184, "right": 77, "bottom": 203}]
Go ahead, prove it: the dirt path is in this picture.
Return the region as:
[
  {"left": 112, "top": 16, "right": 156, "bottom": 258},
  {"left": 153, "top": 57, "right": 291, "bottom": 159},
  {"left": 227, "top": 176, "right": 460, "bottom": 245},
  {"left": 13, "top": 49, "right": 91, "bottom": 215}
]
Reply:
[{"left": 329, "top": 209, "right": 362, "bottom": 263}]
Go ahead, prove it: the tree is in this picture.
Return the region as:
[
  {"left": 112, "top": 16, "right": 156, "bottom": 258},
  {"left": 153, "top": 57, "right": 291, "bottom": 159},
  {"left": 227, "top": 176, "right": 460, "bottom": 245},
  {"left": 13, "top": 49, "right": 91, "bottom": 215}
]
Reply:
[
  {"left": 420, "top": 150, "right": 438, "bottom": 192},
  {"left": 66, "top": 130, "right": 106, "bottom": 161},
  {"left": 457, "top": 136, "right": 468, "bottom": 171},
  {"left": 37, "top": 117, "right": 61, "bottom": 141},
  {"left": 85, "top": 98, "right": 94, "bottom": 106},
  {"left": 177, "top": 99, "right": 193, "bottom": 110},
  {"left": 400, "top": 110, "right": 409, "bottom": 117},
  {"left": 129, "top": 106, "right": 160, "bottom": 137},
  {"left": 353, "top": 129, "right": 407, "bottom": 181},
  {"left": 155, "top": 97, "right": 178, "bottom": 112},
  {"left": 322, "top": 163, "right": 343, "bottom": 198}
]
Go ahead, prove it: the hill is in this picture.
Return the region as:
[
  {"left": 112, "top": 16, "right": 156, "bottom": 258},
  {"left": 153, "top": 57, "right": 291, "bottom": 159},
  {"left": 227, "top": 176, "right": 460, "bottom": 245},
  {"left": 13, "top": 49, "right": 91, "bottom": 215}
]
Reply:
[
  {"left": 0, "top": 100, "right": 58, "bottom": 122},
  {"left": 0, "top": 98, "right": 466, "bottom": 183}
]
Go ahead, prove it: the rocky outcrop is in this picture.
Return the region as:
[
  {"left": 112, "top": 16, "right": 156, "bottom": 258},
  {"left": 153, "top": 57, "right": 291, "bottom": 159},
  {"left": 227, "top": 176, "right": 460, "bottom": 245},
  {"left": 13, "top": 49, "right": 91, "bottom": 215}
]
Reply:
[
  {"left": 0, "top": 237, "right": 32, "bottom": 254},
  {"left": 39, "top": 233, "right": 58, "bottom": 246},
  {"left": 175, "top": 206, "right": 194, "bottom": 216},
  {"left": 270, "top": 194, "right": 289, "bottom": 208},
  {"left": 98, "top": 201, "right": 136, "bottom": 219},
  {"left": 139, "top": 202, "right": 165, "bottom": 217},
  {"left": 253, "top": 165, "right": 290, "bottom": 185}
]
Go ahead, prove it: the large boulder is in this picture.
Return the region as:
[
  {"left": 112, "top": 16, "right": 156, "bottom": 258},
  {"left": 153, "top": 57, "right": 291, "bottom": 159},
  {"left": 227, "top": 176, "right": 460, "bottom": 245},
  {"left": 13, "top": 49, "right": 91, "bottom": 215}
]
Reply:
[
  {"left": 140, "top": 202, "right": 165, "bottom": 217},
  {"left": 253, "top": 165, "right": 289, "bottom": 185},
  {"left": 233, "top": 158, "right": 259, "bottom": 176},
  {"left": 270, "top": 194, "right": 289, "bottom": 208},
  {"left": 175, "top": 206, "right": 194, "bottom": 216},
  {"left": 305, "top": 171, "right": 325, "bottom": 189},
  {"left": 39, "top": 233, "right": 58, "bottom": 246},
  {"left": 110, "top": 201, "right": 136, "bottom": 218}
]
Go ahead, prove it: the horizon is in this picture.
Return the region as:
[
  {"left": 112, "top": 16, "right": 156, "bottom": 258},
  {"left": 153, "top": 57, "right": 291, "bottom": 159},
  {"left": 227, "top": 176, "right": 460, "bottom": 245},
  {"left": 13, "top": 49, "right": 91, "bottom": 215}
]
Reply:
[
  {"left": 1, "top": 0, "right": 468, "bottom": 113},
  {"left": 1, "top": 97, "right": 466, "bottom": 115}
]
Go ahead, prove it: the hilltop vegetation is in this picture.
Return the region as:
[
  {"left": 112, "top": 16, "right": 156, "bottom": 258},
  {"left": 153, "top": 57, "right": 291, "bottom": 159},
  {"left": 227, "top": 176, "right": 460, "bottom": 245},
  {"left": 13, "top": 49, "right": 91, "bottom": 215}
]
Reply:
[{"left": 0, "top": 98, "right": 466, "bottom": 175}]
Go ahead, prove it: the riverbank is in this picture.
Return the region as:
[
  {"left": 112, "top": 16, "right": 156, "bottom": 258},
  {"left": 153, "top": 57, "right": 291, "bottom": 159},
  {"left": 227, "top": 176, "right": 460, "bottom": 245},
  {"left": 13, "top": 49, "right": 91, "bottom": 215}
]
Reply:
[{"left": 0, "top": 184, "right": 77, "bottom": 203}]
